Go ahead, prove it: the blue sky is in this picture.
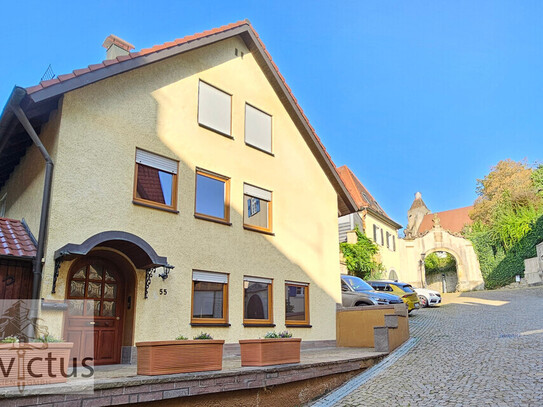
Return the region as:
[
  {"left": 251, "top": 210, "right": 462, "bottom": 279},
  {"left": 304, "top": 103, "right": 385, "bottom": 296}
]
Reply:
[{"left": 1, "top": 1, "right": 542, "bottom": 226}]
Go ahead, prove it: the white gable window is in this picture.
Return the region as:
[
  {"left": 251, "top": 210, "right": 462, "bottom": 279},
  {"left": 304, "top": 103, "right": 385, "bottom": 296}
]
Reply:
[
  {"left": 373, "top": 224, "right": 384, "bottom": 246},
  {"left": 198, "top": 81, "right": 232, "bottom": 137},
  {"left": 245, "top": 103, "right": 272, "bottom": 153}
]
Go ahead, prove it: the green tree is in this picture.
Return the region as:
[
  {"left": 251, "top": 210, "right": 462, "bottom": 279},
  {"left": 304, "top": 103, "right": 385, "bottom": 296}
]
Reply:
[
  {"left": 340, "top": 226, "right": 383, "bottom": 279},
  {"left": 424, "top": 252, "right": 456, "bottom": 275}
]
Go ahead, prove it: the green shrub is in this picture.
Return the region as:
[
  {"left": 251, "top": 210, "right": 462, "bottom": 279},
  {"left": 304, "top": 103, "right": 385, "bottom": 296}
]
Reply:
[
  {"left": 175, "top": 335, "right": 188, "bottom": 340},
  {"left": 193, "top": 332, "right": 213, "bottom": 340}
]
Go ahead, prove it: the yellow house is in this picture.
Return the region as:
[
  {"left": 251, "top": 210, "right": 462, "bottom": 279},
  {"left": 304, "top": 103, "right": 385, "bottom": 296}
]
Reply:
[
  {"left": 337, "top": 166, "right": 402, "bottom": 278},
  {"left": 0, "top": 21, "right": 357, "bottom": 365}
]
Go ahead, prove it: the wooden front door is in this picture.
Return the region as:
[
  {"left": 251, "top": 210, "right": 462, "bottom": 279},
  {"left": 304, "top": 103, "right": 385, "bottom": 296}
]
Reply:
[
  {"left": 0, "top": 259, "right": 33, "bottom": 300},
  {"left": 65, "top": 258, "right": 124, "bottom": 365}
]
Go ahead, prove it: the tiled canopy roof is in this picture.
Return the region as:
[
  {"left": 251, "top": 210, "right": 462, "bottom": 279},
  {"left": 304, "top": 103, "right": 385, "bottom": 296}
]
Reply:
[
  {"left": 0, "top": 218, "right": 36, "bottom": 259},
  {"left": 418, "top": 206, "right": 474, "bottom": 235}
]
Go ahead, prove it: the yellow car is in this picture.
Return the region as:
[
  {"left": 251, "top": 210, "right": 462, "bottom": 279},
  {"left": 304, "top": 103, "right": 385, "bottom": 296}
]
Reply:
[{"left": 367, "top": 280, "right": 420, "bottom": 313}]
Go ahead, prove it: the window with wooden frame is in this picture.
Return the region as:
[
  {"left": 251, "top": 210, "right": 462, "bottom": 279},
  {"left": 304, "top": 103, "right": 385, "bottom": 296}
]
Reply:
[
  {"left": 198, "top": 80, "right": 232, "bottom": 137},
  {"left": 245, "top": 103, "right": 272, "bottom": 154},
  {"left": 243, "top": 276, "right": 273, "bottom": 325},
  {"left": 194, "top": 169, "right": 230, "bottom": 224},
  {"left": 133, "top": 149, "right": 178, "bottom": 212},
  {"left": 285, "top": 281, "right": 309, "bottom": 326},
  {"left": 191, "top": 271, "right": 229, "bottom": 325},
  {"left": 243, "top": 184, "right": 273, "bottom": 234}
]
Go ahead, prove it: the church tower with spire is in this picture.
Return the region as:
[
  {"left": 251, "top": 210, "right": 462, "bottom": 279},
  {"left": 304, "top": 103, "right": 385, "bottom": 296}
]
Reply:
[{"left": 405, "top": 192, "right": 430, "bottom": 238}]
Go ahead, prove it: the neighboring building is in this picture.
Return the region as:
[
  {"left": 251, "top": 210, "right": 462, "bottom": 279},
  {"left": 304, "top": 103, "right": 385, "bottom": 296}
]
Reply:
[
  {"left": 404, "top": 192, "right": 473, "bottom": 237},
  {"left": 0, "top": 21, "right": 357, "bottom": 364},
  {"left": 337, "top": 166, "right": 402, "bottom": 278}
]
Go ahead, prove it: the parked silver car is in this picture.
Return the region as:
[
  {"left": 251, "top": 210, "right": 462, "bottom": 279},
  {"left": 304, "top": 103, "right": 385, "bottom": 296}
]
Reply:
[{"left": 341, "top": 275, "right": 404, "bottom": 307}]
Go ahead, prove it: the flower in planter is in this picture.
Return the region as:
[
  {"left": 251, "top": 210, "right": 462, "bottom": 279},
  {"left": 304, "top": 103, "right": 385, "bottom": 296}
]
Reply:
[
  {"left": 193, "top": 332, "right": 213, "bottom": 340},
  {"left": 264, "top": 331, "right": 293, "bottom": 339},
  {"left": 0, "top": 336, "right": 19, "bottom": 343},
  {"left": 32, "top": 334, "right": 62, "bottom": 343},
  {"left": 175, "top": 335, "right": 188, "bottom": 340}
]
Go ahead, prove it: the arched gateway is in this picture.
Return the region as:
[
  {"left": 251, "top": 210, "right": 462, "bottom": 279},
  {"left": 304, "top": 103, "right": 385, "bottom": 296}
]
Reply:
[{"left": 399, "top": 193, "right": 485, "bottom": 292}]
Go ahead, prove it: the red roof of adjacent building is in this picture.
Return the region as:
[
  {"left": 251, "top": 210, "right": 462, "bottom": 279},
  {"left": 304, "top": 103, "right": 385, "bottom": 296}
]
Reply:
[
  {"left": 337, "top": 165, "right": 401, "bottom": 228},
  {"left": 0, "top": 218, "right": 36, "bottom": 259},
  {"left": 418, "top": 206, "right": 474, "bottom": 235}
]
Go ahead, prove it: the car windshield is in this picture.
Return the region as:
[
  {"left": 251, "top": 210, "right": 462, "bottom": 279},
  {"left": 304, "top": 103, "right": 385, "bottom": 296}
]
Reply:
[{"left": 342, "top": 276, "right": 374, "bottom": 292}]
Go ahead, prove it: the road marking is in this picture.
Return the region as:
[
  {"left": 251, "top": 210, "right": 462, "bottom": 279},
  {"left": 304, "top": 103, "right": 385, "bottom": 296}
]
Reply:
[{"left": 310, "top": 337, "right": 420, "bottom": 407}]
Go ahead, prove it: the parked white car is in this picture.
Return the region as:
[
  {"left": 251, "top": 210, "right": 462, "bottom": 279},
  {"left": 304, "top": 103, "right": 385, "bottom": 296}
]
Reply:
[{"left": 414, "top": 288, "right": 442, "bottom": 308}]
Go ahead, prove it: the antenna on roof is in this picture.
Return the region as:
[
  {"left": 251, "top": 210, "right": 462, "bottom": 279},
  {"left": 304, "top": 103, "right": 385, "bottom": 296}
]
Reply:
[{"left": 40, "top": 64, "right": 55, "bottom": 82}]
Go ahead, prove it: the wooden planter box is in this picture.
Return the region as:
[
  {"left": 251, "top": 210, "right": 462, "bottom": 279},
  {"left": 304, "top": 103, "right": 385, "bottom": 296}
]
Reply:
[
  {"left": 239, "top": 338, "right": 301, "bottom": 366},
  {"left": 136, "top": 340, "right": 225, "bottom": 375},
  {"left": 0, "top": 342, "right": 73, "bottom": 387}
]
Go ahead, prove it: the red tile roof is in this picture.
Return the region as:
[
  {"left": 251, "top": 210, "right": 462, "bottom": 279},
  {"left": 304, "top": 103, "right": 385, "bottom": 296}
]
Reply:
[
  {"left": 23, "top": 20, "right": 356, "bottom": 214},
  {"left": 418, "top": 206, "right": 474, "bottom": 235},
  {"left": 0, "top": 218, "right": 36, "bottom": 259},
  {"left": 26, "top": 20, "right": 249, "bottom": 95},
  {"left": 337, "top": 165, "right": 399, "bottom": 226}
]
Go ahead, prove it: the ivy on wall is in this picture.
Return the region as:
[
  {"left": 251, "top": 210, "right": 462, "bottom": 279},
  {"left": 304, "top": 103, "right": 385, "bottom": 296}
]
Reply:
[
  {"left": 464, "top": 214, "right": 543, "bottom": 289},
  {"left": 463, "top": 160, "right": 543, "bottom": 289},
  {"left": 339, "top": 226, "right": 384, "bottom": 280}
]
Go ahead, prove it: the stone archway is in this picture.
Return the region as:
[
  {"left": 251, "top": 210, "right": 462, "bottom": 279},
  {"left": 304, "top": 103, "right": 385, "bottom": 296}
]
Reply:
[
  {"left": 423, "top": 249, "right": 459, "bottom": 293},
  {"left": 398, "top": 223, "right": 485, "bottom": 291}
]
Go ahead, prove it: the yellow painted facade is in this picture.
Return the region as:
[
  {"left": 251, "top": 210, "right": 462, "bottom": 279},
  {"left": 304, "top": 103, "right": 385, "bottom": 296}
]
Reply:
[
  {"left": 364, "top": 212, "right": 401, "bottom": 277},
  {"left": 1, "top": 36, "right": 343, "bottom": 345}
]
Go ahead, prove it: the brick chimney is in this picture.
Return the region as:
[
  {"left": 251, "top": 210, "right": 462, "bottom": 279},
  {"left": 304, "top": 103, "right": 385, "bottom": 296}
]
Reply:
[{"left": 102, "top": 35, "right": 135, "bottom": 60}]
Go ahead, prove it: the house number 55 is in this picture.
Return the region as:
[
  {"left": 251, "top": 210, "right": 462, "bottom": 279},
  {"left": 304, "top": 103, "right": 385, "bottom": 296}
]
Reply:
[{"left": 159, "top": 289, "right": 168, "bottom": 295}]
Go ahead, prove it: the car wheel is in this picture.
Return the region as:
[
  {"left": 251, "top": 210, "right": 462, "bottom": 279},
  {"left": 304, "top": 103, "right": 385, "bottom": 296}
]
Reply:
[
  {"left": 418, "top": 295, "right": 428, "bottom": 308},
  {"left": 354, "top": 302, "right": 370, "bottom": 307}
]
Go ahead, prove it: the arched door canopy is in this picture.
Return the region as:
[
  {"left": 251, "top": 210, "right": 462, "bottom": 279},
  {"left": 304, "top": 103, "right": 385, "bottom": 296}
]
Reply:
[
  {"left": 54, "top": 231, "right": 170, "bottom": 269},
  {"left": 52, "top": 231, "right": 173, "bottom": 295}
]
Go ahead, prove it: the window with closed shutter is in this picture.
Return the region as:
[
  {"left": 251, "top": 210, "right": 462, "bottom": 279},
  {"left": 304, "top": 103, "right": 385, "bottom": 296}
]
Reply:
[
  {"left": 245, "top": 104, "right": 272, "bottom": 153},
  {"left": 198, "top": 81, "right": 232, "bottom": 136}
]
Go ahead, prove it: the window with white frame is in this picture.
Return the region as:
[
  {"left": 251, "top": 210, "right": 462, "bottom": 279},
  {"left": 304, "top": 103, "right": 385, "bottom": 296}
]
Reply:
[
  {"left": 198, "top": 80, "right": 232, "bottom": 137},
  {"left": 373, "top": 224, "right": 384, "bottom": 246},
  {"left": 245, "top": 103, "right": 272, "bottom": 153}
]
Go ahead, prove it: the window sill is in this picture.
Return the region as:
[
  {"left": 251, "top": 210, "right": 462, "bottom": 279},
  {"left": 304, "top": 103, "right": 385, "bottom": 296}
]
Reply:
[
  {"left": 243, "top": 323, "right": 276, "bottom": 328},
  {"left": 194, "top": 214, "right": 232, "bottom": 226},
  {"left": 132, "top": 200, "right": 179, "bottom": 214},
  {"left": 190, "top": 322, "right": 231, "bottom": 327},
  {"left": 285, "top": 324, "right": 312, "bottom": 328},
  {"left": 198, "top": 123, "right": 234, "bottom": 140},
  {"left": 243, "top": 225, "right": 275, "bottom": 236},
  {"left": 245, "top": 142, "right": 275, "bottom": 157}
]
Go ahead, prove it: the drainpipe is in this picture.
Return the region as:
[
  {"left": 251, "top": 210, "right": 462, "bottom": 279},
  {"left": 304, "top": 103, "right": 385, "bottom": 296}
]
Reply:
[{"left": 8, "top": 87, "right": 54, "bottom": 302}]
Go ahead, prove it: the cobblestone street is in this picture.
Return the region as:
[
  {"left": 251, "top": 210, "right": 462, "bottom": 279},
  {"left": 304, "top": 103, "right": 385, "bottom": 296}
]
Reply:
[{"left": 328, "top": 287, "right": 543, "bottom": 406}]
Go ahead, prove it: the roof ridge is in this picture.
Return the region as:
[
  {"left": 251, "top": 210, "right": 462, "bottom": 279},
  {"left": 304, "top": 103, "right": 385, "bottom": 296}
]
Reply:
[{"left": 27, "top": 20, "right": 250, "bottom": 95}]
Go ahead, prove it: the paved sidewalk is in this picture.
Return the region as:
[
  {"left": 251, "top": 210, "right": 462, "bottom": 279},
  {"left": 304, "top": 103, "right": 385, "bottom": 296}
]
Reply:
[{"left": 320, "top": 287, "right": 543, "bottom": 407}]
